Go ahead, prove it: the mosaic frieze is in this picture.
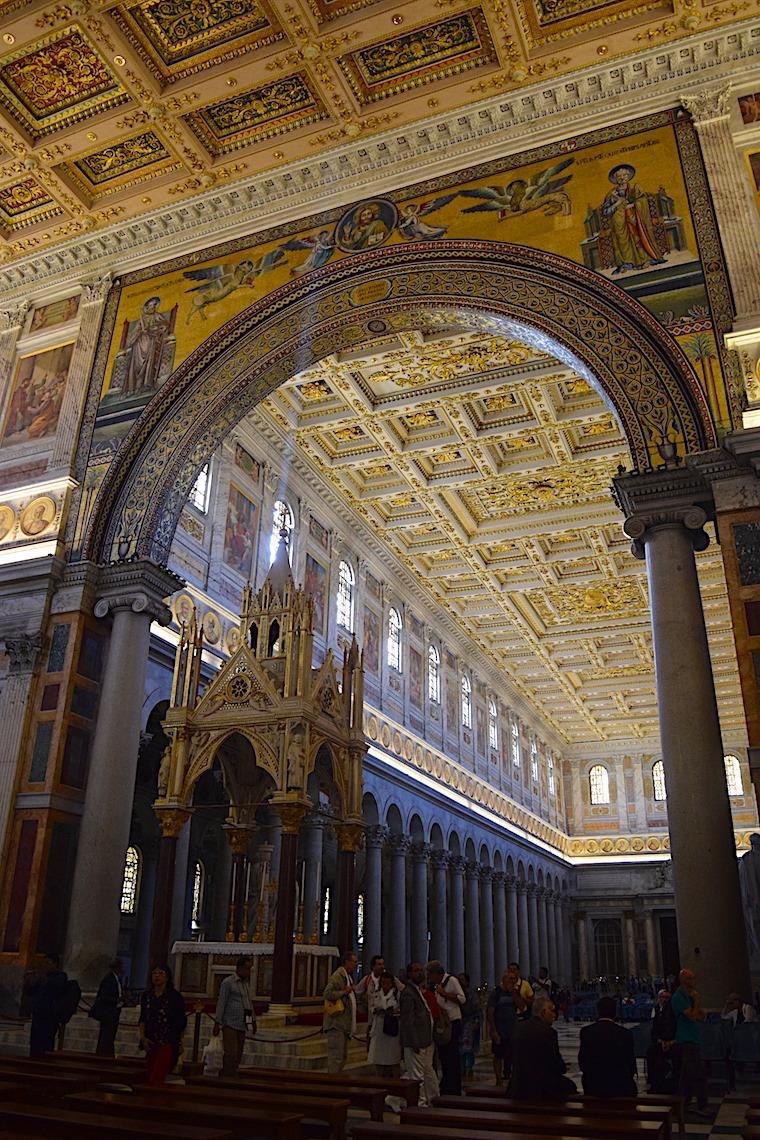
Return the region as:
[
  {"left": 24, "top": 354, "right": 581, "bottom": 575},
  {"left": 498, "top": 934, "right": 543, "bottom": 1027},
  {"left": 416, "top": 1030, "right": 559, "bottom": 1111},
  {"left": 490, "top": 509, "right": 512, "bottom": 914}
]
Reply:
[
  {"left": 0, "top": 28, "right": 128, "bottom": 138},
  {"left": 184, "top": 73, "right": 328, "bottom": 156},
  {"left": 337, "top": 10, "right": 498, "bottom": 103}
]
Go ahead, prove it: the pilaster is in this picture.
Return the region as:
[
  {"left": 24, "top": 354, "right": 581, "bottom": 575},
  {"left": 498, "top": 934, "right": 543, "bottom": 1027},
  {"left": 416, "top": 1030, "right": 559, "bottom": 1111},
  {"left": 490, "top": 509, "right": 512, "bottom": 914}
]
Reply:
[{"left": 50, "top": 275, "right": 111, "bottom": 471}]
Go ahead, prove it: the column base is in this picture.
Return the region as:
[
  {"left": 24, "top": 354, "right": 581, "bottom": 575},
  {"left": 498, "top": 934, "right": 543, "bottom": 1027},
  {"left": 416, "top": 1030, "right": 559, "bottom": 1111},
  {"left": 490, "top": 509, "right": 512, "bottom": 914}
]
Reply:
[{"left": 260, "top": 1004, "right": 297, "bottom": 1026}]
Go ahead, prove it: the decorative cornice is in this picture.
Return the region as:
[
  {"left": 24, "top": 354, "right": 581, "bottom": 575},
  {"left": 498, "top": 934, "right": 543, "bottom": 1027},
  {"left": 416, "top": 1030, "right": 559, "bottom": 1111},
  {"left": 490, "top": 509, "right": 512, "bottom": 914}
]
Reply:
[{"left": 0, "top": 24, "right": 758, "bottom": 297}]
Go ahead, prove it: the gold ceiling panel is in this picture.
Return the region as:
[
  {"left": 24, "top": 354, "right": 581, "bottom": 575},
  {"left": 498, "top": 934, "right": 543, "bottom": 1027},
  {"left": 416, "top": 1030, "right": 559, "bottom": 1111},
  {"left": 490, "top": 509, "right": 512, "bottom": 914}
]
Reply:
[
  {"left": 0, "top": 27, "right": 128, "bottom": 139},
  {"left": 60, "top": 130, "right": 181, "bottom": 198},
  {"left": 109, "top": 0, "right": 285, "bottom": 83},
  {"left": 0, "top": 176, "right": 61, "bottom": 230},
  {"left": 184, "top": 72, "right": 329, "bottom": 156},
  {"left": 516, "top": 0, "right": 668, "bottom": 47},
  {"left": 337, "top": 10, "right": 499, "bottom": 105},
  {"left": 257, "top": 319, "right": 743, "bottom": 743}
]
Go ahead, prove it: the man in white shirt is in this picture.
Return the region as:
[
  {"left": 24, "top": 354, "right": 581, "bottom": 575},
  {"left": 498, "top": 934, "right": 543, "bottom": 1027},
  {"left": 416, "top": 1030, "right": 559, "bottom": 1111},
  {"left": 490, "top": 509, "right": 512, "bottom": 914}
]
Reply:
[
  {"left": 427, "top": 959, "right": 466, "bottom": 1094},
  {"left": 213, "top": 956, "right": 255, "bottom": 1075}
]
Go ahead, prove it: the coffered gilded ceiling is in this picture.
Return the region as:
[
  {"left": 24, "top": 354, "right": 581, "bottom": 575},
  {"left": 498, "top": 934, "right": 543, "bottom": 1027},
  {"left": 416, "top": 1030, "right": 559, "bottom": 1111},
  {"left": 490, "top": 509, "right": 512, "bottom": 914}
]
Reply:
[
  {"left": 0, "top": 0, "right": 752, "bottom": 266},
  {"left": 253, "top": 317, "right": 743, "bottom": 745}
]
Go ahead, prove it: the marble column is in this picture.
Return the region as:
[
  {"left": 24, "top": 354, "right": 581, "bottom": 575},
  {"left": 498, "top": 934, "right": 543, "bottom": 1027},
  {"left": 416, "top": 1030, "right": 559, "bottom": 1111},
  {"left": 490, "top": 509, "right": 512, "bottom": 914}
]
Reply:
[
  {"left": 517, "top": 882, "right": 530, "bottom": 975},
  {"left": 624, "top": 911, "right": 637, "bottom": 978},
  {"left": 465, "top": 861, "right": 482, "bottom": 984},
  {"left": 537, "top": 887, "right": 549, "bottom": 972},
  {"left": 387, "top": 834, "right": 409, "bottom": 974},
  {"left": 492, "top": 871, "right": 508, "bottom": 980},
  {"left": 430, "top": 850, "right": 449, "bottom": 965},
  {"left": 336, "top": 821, "right": 363, "bottom": 954},
  {"left": 506, "top": 875, "right": 519, "bottom": 966},
  {"left": 149, "top": 808, "right": 192, "bottom": 971},
  {"left": 527, "top": 885, "right": 540, "bottom": 978},
  {"left": 65, "top": 564, "right": 174, "bottom": 987},
  {"left": 448, "top": 856, "right": 465, "bottom": 974},
  {"left": 620, "top": 476, "right": 752, "bottom": 1005},
  {"left": 271, "top": 802, "right": 308, "bottom": 1006},
  {"left": 410, "top": 842, "right": 430, "bottom": 965},
  {"left": 302, "top": 813, "right": 326, "bottom": 945},
  {"left": 0, "top": 634, "right": 41, "bottom": 859},
  {"left": 479, "top": 867, "right": 495, "bottom": 988},
  {"left": 169, "top": 815, "right": 191, "bottom": 946},
  {"left": 552, "top": 895, "right": 564, "bottom": 982},
  {"left": 576, "top": 911, "right": 589, "bottom": 981},
  {"left": 645, "top": 912, "right": 659, "bottom": 977},
  {"left": 363, "top": 825, "right": 387, "bottom": 961}
]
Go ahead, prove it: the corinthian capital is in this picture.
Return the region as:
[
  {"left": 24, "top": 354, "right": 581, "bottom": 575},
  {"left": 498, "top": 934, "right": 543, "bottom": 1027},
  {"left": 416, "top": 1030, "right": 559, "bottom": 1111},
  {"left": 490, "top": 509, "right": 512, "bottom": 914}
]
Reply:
[
  {"left": 365, "top": 823, "right": 389, "bottom": 849},
  {"left": 0, "top": 299, "right": 29, "bottom": 331},
  {"left": 4, "top": 632, "right": 42, "bottom": 674},
  {"left": 80, "top": 272, "right": 113, "bottom": 305},
  {"left": 680, "top": 83, "right": 733, "bottom": 126}
]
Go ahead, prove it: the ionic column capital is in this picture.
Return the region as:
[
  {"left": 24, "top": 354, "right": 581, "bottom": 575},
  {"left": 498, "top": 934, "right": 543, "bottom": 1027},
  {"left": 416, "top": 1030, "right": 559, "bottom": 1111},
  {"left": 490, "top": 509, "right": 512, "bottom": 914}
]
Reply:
[
  {"left": 612, "top": 468, "right": 714, "bottom": 560},
  {"left": 680, "top": 83, "right": 733, "bottom": 127},
  {"left": 94, "top": 559, "right": 180, "bottom": 624},
  {"left": 624, "top": 506, "right": 709, "bottom": 560}
]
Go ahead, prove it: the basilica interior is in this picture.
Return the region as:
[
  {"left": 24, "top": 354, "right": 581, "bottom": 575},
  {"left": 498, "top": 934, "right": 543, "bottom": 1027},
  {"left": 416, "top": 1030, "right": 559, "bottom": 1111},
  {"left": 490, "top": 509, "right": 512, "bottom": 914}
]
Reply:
[{"left": 0, "top": 0, "right": 758, "bottom": 1021}]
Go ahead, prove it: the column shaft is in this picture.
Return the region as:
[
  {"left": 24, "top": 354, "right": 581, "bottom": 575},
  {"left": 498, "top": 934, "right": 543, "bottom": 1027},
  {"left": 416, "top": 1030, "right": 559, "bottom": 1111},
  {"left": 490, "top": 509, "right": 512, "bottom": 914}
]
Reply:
[
  {"left": 465, "top": 863, "right": 481, "bottom": 984},
  {"left": 645, "top": 912, "right": 659, "bottom": 976},
  {"left": 149, "top": 816, "right": 189, "bottom": 973},
  {"left": 430, "top": 851, "right": 448, "bottom": 964},
  {"left": 411, "top": 844, "right": 430, "bottom": 965},
  {"left": 493, "top": 873, "right": 507, "bottom": 980},
  {"left": 624, "top": 912, "right": 637, "bottom": 978},
  {"left": 480, "top": 870, "right": 495, "bottom": 988},
  {"left": 527, "top": 886, "right": 540, "bottom": 978},
  {"left": 335, "top": 823, "right": 363, "bottom": 955},
  {"left": 66, "top": 605, "right": 154, "bottom": 986},
  {"left": 537, "top": 889, "right": 549, "bottom": 971},
  {"left": 302, "top": 817, "right": 325, "bottom": 945},
  {"left": 363, "top": 826, "right": 386, "bottom": 961},
  {"left": 517, "top": 885, "right": 530, "bottom": 975},
  {"left": 552, "top": 897, "right": 564, "bottom": 982},
  {"left": 448, "top": 858, "right": 465, "bottom": 974},
  {"left": 271, "top": 808, "right": 303, "bottom": 1005},
  {"left": 642, "top": 519, "right": 751, "bottom": 1003},
  {"left": 577, "top": 912, "right": 589, "bottom": 981},
  {"left": 387, "top": 836, "right": 408, "bottom": 974},
  {"left": 506, "top": 877, "right": 519, "bottom": 966}
]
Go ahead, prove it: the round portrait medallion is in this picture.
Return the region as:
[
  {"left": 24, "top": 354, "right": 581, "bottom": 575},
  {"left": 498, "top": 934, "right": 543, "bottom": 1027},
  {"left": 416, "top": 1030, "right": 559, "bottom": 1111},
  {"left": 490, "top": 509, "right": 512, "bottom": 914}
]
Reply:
[
  {"left": 20, "top": 495, "right": 56, "bottom": 538},
  {"left": 202, "top": 611, "right": 221, "bottom": 645},
  {"left": 335, "top": 198, "right": 398, "bottom": 254},
  {"left": 0, "top": 504, "right": 14, "bottom": 542}
]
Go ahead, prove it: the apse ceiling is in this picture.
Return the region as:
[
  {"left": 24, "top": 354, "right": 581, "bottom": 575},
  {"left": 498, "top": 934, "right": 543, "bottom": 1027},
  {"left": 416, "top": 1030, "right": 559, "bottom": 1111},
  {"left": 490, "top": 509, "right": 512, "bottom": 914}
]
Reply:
[
  {"left": 253, "top": 316, "right": 743, "bottom": 746},
  {"left": 0, "top": 0, "right": 746, "bottom": 263}
]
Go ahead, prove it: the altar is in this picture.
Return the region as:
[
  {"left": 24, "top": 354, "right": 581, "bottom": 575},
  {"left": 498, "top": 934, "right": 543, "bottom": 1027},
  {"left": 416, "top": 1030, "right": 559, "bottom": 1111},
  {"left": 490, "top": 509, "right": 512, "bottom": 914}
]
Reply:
[{"left": 172, "top": 940, "right": 338, "bottom": 1005}]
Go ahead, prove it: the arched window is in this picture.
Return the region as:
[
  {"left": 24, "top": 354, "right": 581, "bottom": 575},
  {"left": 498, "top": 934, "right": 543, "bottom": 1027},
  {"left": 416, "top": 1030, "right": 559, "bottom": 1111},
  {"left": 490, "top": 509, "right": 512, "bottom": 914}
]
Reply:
[
  {"left": 548, "top": 753, "right": 556, "bottom": 796},
  {"left": 191, "top": 860, "right": 205, "bottom": 929},
  {"left": 120, "top": 846, "right": 141, "bottom": 914},
  {"left": 725, "top": 754, "right": 744, "bottom": 797},
  {"left": 461, "top": 674, "right": 472, "bottom": 729},
  {"left": 511, "top": 719, "right": 521, "bottom": 768},
  {"left": 589, "top": 764, "right": 610, "bottom": 805},
  {"left": 387, "top": 607, "right": 402, "bottom": 671},
  {"left": 269, "top": 499, "right": 294, "bottom": 564},
  {"left": 190, "top": 463, "right": 210, "bottom": 513},
  {"left": 322, "top": 885, "right": 331, "bottom": 936},
  {"left": 530, "top": 738, "right": 539, "bottom": 781},
  {"left": 652, "top": 760, "right": 666, "bottom": 802},
  {"left": 488, "top": 699, "right": 498, "bottom": 751},
  {"left": 428, "top": 644, "right": 441, "bottom": 703},
  {"left": 356, "top": 892, "right": 364, "bottom": 946},
  {"left": 336, "top": 560, "right": 355, "bottom": 631}
]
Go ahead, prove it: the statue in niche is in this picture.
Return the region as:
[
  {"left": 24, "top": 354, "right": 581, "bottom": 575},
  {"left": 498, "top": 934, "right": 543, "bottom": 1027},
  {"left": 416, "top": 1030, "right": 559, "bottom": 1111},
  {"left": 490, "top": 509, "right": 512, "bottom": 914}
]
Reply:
[
  {"left": 157, "top": 745, "right": 171, "bottom": 798},
  {"left": 286, "top": 729, "right": 306, "bottom": 790}
]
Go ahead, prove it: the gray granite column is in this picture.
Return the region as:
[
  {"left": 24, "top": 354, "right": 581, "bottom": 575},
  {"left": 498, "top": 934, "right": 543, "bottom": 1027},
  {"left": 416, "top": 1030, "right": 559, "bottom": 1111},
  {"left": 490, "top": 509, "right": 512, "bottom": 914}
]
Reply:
[
  {"left": 493, "top": 871, "right": 507, "bottom": 980},
  {"left": 363, "top": 824, "right": 386, "bottom": 961},
  {"left": 465, "top": 861, "right": 481, "bottom": 983},
  {"left": 448, "top": 855, "right": 465, "bottom": 974},
  {"left": 169, "top": 818, "right": 191, "bottom": 946},
  {"left": 527, "top": 884, "right": 540, "bottom": 978},
  {"left": 0, "top": 634, "right": 41, "bottom": 858},
  {"left": 430, "top": 850, "right": 448, "bottom": 964},
  {"left": 65, "top": 562, "right": 175, "bottom": 987},
  {"left": 624, "top": 911, "right": 637, "bottom": 977},
  {"left": 552, "top": 894, "right": 564, "bottom": 982},
  {"left": 411, "top": 842, "right": 430, "bottom": 965},
  {"left": 517, "top": 882, "right": 530, "bottom": 974},
  {"left": 537, "top": 887, "right": 549, "bottom": 972},
  {"left": 387, "top": 834, "right": 409, "bottom": 975},
  {"left": 479, "top": 866, "right": 495, "bottom": 988},
  {"left": 576, "top": 911, "right": 590, "bottom": 981},
  {"left": 645, "top": 912, "right": 659, "bottom": 977},
  {"left": 505, "top": 875, "right": 519, "bottom": 966},
  {"left": 619, "top": 470, "right": 752, "bottom": 1005},
  {"left": 302, "top": 812, "right": 326, "bottom": 946}
]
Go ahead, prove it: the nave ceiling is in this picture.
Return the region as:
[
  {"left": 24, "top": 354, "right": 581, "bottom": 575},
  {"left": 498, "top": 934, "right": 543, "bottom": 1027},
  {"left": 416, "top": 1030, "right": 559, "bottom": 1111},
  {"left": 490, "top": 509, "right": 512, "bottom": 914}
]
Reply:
[
  {"left": 0, "top": 0, "right": 751, "bottom": 266},
  {"left": 252, "top": 314, "right": 743, "bottom": 747}
]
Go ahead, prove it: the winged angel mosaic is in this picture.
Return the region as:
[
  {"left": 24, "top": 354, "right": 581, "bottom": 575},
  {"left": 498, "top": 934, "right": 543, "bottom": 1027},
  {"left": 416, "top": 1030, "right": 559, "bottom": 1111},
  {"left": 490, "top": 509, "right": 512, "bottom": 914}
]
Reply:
[{"left": 459, "top": 158, "right": 575, "bottom": 218}]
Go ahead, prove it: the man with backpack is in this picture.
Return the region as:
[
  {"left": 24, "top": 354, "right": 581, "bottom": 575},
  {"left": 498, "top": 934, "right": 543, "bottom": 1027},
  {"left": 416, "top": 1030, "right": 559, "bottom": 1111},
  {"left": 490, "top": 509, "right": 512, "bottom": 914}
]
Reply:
[
  {"left": 29, "top": 954, "right": 80, "bottom": 1057},
  {"left": 427, "top": 959, "right": 465, "bottom": 1094}
]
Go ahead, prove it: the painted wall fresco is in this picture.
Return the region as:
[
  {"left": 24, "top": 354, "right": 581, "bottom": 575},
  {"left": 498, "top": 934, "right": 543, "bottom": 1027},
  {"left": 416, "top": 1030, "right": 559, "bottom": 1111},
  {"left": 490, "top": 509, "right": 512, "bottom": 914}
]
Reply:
[
  {"left": 2, "top": 341, "right": 74, "bottom": 447},
  {"left": 222, "top": 482, "right": 257, "bottom": 579}
]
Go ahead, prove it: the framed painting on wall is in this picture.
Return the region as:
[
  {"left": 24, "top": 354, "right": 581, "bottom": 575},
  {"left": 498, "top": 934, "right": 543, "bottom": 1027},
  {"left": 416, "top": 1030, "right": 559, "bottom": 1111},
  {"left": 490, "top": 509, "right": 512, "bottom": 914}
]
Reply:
[
  {"left": 223, "top": 483, "right": 257, "bottom": 579},
  {"left": 1, "top": 342, "right": 74, "bottom": 447}
]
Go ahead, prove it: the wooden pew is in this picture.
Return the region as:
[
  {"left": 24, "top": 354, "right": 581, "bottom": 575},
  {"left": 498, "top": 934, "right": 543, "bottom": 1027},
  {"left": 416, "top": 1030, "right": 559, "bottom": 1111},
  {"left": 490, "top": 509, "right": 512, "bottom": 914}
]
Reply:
[
  {"left": 438, "top": 1095, "right": 672, "bottom": 1139},
  {"left": 352, "top": 1125, "right": 608, "bottom": 1140},
  {"left": 0, "top": 1064, "right": 94, "bottom": 1099},
  {"left": 398, "top": 1105, "right": 667, "bottom": 1138},
  {"left": 192, "top": 1071, "right": 386, "bottom": 1120},
  {"left": 241, "top": 1064, "right": 420, "bottom": 1107},
  {"left": 0, "top": 1055, "right": 142, "bottom": 1084},
  {"left": 66, "top": 1090, "right": 303, "bottom": 1140},
  {"left": 0, "top": 1103, "right": 233, "bottom": 1140},
  {"left": 114, "top": 1080, "right": 350, "bottom": 1140},
  {"left": 465, "top": 1086, "right": 686, "bottom": 1140}
]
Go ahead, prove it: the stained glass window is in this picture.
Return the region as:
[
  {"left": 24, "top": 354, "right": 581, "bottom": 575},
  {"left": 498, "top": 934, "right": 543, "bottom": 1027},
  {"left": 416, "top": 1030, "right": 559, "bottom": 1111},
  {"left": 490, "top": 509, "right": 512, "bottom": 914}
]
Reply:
[
  {"left": 428, "top": 645, "right": 441, "bottom": 703},
  {"left": 725, "top": 754, "right": 743, "bottom": 797},
  {"left": 336, "top": 560, "right": 355, "bottom": 631},
  {"left": 652, "top": 760, "right": 666, "bottom": 801},
  {"left": 589, "top": 764, "right": 610, "bottom": 805},
  {"left": 120, "top": 846, "right": 140, "bottom": 914}
]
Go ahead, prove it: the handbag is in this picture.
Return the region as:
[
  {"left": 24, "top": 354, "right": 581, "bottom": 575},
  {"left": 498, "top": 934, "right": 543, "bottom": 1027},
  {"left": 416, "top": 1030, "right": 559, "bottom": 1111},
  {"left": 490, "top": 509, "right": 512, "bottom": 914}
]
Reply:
[
  {"left": 324, "top": 997, "right": 345, "bottom": 1016},
  {"left": 382, "top": 1009, "right": 399, "bottom": 1037}
]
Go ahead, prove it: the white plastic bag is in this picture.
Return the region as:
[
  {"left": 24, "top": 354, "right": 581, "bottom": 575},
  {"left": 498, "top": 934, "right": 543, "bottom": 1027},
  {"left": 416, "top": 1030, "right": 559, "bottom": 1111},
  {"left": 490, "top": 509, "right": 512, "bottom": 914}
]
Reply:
[{"left": 202, "top": 1033, "right": 224, "bottom": 1075}]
